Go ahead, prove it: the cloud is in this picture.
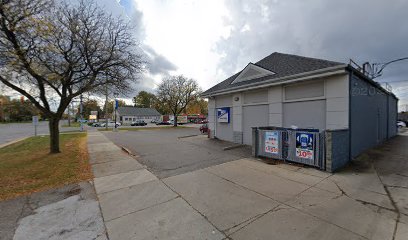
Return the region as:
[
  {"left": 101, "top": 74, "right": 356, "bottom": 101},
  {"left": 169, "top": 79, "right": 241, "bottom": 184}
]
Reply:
[
  {"left": 142, "top": 45, "right": 178, "bottom": 75},
  {"left": 215, "top": 0, "right": 408, "bottom": 103}
]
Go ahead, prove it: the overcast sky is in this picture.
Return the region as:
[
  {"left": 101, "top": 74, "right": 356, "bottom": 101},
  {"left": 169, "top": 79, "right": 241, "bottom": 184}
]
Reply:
[
  {"left": 106, "top": 0, "right": 408, "bottom": 107},
  {"left": 4, "top": 0, "right": 407, "bottom": 108}
]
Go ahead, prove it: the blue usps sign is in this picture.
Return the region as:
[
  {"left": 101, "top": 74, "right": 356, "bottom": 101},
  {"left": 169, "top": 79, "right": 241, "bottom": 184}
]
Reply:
[{"left": 217, "top": 107, "right": 230, "bottom": 123}]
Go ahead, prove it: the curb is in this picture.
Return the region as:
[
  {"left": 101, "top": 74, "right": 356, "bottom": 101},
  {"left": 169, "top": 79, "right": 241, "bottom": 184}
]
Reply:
[
  {"left": 223, "top": 144, "right": 245, "bottom": 151},
  {"left": 178, "top": 134, "right": 199, "bottom": 139},
  {"left": 121, "top": 146, "right": 132, "bottom": 155},
  {"left": 0, "top": 137, "right": 29, "bottom": 149}
]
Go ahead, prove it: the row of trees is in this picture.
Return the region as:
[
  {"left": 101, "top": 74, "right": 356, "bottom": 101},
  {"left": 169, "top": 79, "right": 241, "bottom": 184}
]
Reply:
[
  {"left": 0, "top": 0, "right": 205, "bottom": 152},
  {"left": 77, "top": 76, "right": 208, "bottom": 123},
  {"left": 0, "top": 95, "right": 41, "bottom": 122},
  {"left": 133, "top": 90, "right": 207, "bottom": 116},
  {"left": 0, "top": 0, "right": 144, "bottom": 153}
]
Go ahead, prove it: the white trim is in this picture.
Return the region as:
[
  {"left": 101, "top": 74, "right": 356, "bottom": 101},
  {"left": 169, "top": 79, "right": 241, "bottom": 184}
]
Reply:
[
  {"left": 231, "top": 63, "right": 275, "bottom": 84},
  {"left": 283, "top": 96, "right": 326, "bottom": 103},
  {"left": 242, "top": 102, "right": 269, "bottom": 107},
  {"left": 202, "top": 66, "right": 347, "bottom": 97}
]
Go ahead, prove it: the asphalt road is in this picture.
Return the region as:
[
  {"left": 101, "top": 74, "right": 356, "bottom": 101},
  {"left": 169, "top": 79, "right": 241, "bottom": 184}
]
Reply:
[
  {"left": 102, "top": 128, "right": 252, "bottom": 179},
  {"left": 0, "top": 120, "right": 80, "bottom": 146}
]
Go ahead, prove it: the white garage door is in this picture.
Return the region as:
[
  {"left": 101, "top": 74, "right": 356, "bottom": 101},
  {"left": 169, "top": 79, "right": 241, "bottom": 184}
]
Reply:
[
  {"left": 243, "top": 105, "right": 269, "bottom": 145},
  {"left": 283, "top": 100, "right": 326, "bottom": 130}
]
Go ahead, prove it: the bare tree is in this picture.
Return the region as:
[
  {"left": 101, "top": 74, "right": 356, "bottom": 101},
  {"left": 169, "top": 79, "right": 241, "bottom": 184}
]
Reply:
[
  {"left": 0, "top": 0, "right": 144, "bottom": 153},
  {"left": 157, "top": 75, "right": 200, "bottom": 126}
]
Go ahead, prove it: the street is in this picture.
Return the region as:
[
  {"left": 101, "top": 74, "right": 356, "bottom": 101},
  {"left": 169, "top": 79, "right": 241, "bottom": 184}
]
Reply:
[{"left": 0, "top": 121, "right": 81, "bottom": 146}]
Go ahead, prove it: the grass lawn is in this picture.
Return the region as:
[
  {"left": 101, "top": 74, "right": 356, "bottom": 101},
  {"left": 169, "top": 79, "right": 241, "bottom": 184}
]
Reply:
[
  {"left": 0, "top": 133, "right": 92, "bottom": 201},
  {"left": 61, "top": 122, "right": 81, "bottom": 127}
]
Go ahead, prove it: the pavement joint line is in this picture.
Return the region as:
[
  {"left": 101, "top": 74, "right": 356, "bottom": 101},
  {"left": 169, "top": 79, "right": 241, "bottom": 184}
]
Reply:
[
  {"left": 203, "top": 167, "right": 369, "bottom": 240},
  {"left": 92, "top": 165, "right": 146, "bottom": 179},
  {"left": 371, "top": 160, "right": 401, "bottom": 240},
  {"left": 160, "top": 179, "right": 226, "bottom": 237},
  {"left": 237, "top": 160, "right": 328, "bottom": 188},
  {"left": 223, "top": 204, "right": 282, "bottom": 237},
  {"left": 94, "top": 178, "right": 157, "bottom": 196},
  {"left": 90, "top": 157, "right": 141, "bottom": 166},
  {"left": 104, "top": 196, "right": 181, "bottom": 222},
  {"left": 93, "top": 183, "right": 111, "bottom": 240}
]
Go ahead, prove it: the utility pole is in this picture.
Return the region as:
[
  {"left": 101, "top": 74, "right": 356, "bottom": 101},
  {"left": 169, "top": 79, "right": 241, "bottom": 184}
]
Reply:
[
  {"left": 113, "top": 92, "right": 119, "bottom": 132},
  {"left": 80, "top": 94, "right": 84, "bottom": 132},
  {"left": 67, "top": 103, "right": 71, "bottom": 127},
  {"left": 105, "top": 85, "right": 109, "bottom": 131},
  {"left": 368, "top": 57, "right": 408, "bottom": 79}
]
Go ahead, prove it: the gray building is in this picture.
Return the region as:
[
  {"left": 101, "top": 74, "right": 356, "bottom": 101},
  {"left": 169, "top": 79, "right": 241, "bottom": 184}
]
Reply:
[
  {"left": 116, "top": 107, "right": 161, "bottom": 125},
  {"left": 202, "top": 52, "right": 398, "bottom": 161}
]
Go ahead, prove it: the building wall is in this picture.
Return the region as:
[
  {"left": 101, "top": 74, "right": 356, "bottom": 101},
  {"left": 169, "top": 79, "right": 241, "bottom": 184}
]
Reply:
[
  {"left": 214, "top": 94, "right": 233, "bottom": 142},
  {"left": 268, "top": 86, "right": 283, "bottom": 126},
  {"left": 388, "top": 96, "right": 398, "bottom": 138},
  {"left": 281, "top": 75, "right": 349, "bottom": 130},
  {"left": 207, "top": 73, "right": 350, "bottom": 144},
  {"left": 283, "top": 100, "right": 326, "bottom": 129},
  {"left": 121, "top": 115, "right": 160, "bottom": 125},
  {"left": 242, "top": 105, "right": 269, "bottom": 145},
  {"left": 208, "top": 98, "right": 216, "bottom": 138},
  {"left": 325, "top": 74, "right": 349, "bottom": 129},
  {"left": 350, "top": 74, "right": 397, "bottom": 158}
]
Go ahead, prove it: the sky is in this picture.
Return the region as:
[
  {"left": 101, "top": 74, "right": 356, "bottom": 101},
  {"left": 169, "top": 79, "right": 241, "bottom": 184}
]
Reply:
[
  {"left": 2, "top": 0, "right": 408, "bottom": 109},
  {"left": 103, "top": 0, "right": 408, "bottom": 108}
]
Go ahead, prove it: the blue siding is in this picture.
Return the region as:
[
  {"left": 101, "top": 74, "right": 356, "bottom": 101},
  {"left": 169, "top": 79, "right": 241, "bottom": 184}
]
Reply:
[{"left": 350, "top": 75, "right": 398, "bottom": 158}]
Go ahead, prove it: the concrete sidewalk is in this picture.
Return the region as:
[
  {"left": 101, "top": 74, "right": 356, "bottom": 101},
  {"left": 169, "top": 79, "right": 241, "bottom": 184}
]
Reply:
[
  {"left": 88, "top": 131, "right": 408, "bottom": 240},
  {"left": 88, "top": 131, "right": 224, "bottom": 240}
]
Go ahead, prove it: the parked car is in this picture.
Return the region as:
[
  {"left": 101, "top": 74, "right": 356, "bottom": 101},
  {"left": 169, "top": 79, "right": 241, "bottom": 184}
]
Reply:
[
  {"left": 150, "top": 119, "right": 158, "bottom": 123},
  {"left": 131, "top": 120, "right": 147, "bottom": 126},
  {"left": 199, "top": 124, "right": 208, "bottom": 134},
  {"left": 198, "top": 119, "right": 208, "bottom": 124},
  {"left": 397, "top": 121, "right": 406, "bottom": 128},
  {"left": 92, "top": 122, "right": 102, "bottom": 127},
  {"left": 101, "top": 121, "right": 121, "bottom": 128},
  {"left": 156, "top": 121, "right": 172, "bottom": 125}
]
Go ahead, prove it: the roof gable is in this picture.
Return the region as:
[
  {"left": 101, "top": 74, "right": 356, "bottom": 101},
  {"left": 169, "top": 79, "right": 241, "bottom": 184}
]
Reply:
[
  {"left": 231, "top": 63, "right": 275, "bottom": 84},
  {"left": 202, "top": 52, "right": 345, "bottom": 96}
]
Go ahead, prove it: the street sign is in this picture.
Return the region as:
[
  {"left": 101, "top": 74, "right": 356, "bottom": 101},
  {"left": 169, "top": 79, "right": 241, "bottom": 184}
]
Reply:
[
  {"left": 32, "top": 116, "right": 39, "bottom": 136},
  {"left": 115, "top": 100, "right": 119, "bottom": 109},
  {"left": 32, "top": 116, "right": 39, "bottom": 126}
]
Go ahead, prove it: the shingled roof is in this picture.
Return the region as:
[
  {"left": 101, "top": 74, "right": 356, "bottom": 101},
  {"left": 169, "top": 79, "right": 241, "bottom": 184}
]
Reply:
[
  {"left": 117, "top": 107, "right": 161, "bottom": 116},
  {"left": 202, "top": 52, "right": 345, "bottom": 96}
]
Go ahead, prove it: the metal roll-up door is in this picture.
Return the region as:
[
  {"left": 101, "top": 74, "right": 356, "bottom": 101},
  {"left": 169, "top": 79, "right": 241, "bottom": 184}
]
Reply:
[{"left": 243, "top": 105, "right": 269, "bottom": 145}]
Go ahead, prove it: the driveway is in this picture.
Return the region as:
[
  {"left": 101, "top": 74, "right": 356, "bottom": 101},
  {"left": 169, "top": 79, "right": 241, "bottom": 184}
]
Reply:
[{"left": 102, "top": 128, "right": 252, "bottom": 178}]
